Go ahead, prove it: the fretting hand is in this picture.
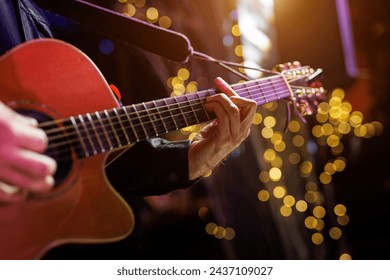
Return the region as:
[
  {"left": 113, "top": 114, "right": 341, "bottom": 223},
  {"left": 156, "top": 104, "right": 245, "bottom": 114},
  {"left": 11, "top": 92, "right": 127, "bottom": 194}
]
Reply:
[{"left": 188, "top": 77, "right": 257, "bottom": 180}]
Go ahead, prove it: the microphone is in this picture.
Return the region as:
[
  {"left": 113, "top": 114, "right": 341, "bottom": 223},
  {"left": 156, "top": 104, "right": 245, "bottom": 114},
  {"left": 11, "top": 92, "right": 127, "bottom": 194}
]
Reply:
[{"left": 35, "top": 0, "right": 193, "bottom": 63}]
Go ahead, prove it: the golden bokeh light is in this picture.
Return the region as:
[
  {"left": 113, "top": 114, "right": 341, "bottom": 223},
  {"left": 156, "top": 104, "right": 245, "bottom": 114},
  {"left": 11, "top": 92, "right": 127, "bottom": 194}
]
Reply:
[
  {"left": 280, "top": 205, "right": 293, "bottom": 217},
  {"left": 304, "top": 216, "right": 318, "bottom": 229},
  {"left": 252, "top": 112, "right": 263, "bottom": 125},
  {"left": 269, "top": 167, "right": 282, "bottom": 182},
  {"left": 295, "top": 200, "right": 308, "bottom": 212},
  {"left": 311, "top": 233, "right": 324, "bottom": 245},
  {"left": 258, "top": 189, "right": 270, "bottom": 202},
  {"left": 313, "top": 206, "right": 326, "bottom": 219},
  {"left": 273, "top": 185, "right": 286, "bottom": 198},
  {"left": 283, "top": 195, "right": 296, "bottom": 207}
]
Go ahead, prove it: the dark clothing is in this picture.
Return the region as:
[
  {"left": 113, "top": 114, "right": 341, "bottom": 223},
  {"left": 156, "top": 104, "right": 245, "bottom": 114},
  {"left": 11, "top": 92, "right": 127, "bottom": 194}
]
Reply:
[{"left": 0, "top": 0, "right": 194, "bottom": 196}]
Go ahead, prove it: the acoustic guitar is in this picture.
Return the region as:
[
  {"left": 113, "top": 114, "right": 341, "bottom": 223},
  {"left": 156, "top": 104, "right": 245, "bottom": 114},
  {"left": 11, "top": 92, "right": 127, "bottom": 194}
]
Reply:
[{"left": 0, "top": 39, "right": 325, "bottom": 259}]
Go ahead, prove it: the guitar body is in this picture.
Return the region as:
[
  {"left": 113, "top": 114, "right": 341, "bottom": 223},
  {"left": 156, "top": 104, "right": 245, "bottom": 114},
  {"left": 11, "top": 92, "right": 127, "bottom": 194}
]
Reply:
[{"left": 0, "top": 39, "right": 134, "bottom": 259}]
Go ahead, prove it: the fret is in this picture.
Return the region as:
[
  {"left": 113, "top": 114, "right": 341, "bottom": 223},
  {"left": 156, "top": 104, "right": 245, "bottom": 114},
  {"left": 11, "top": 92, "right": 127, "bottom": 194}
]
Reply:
[
  {"left": 69, "top": 116, "right": 89, "bottom": 157},
  {"left": 173, "top": 96, "right": 190, "bottom": 128},
  {"left": 244, "top": 81, "right": 254, "bottom": 101},
  {"left": 273, "top": 77, "right": 280, "bottom": 101},
  {"left": 132, "top": 104, "right": 149, "bottom": 139},
  {"left": 113, "top": 108, "right": 130, "bottom": 144},
  {"left": 186, "top": 92, "right": 210, "bottom": 124},
  {"left": 142, "top": 102, "right": 159, "bottom": 136},
  {"left": 196, "top": 90, "right": 212, "bottom": 120},
  {"left": 95, "top": 111, "right": 114, "bottom": 151},
  {"left": 104, "top": 109, "right": 122, "bottom": 148},
  {"left": 263, "top": 78, "right": 269, "bottom": 104},
  {"left": 162, "top": 98, "right": 178, "bottom": 130},
  {"left": 183, "top": 94, "right": 200, "bottom": 125},
  {"left": 78, "top": 114, "right": 98, "bottom": 155},
  {"left": 122, "top": 106, "right": 140, "bottom": 142},
  {"left": 152, "top": 100, "right": 168, "bottom": 134},
  {"left": 86, "top": 113, "right": 105, "bottom": 153}
]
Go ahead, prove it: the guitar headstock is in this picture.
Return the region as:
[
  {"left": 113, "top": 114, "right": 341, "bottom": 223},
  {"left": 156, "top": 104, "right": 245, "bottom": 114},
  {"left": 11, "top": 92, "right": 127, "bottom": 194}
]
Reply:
[{"left": 273, "top": 61, "right": 327, "bottom": 116}]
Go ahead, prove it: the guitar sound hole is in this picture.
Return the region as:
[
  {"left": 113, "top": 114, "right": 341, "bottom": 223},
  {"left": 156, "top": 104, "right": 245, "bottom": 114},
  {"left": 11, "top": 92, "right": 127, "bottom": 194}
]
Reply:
[{"left": 17, "top": 109, "right": 73, "bottom": 188}]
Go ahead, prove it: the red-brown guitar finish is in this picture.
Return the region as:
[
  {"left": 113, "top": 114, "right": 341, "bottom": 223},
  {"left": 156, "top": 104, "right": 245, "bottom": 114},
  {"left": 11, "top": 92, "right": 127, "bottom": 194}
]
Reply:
[{"left": 0, "top": 39, "right": 134, "bottom": 259}]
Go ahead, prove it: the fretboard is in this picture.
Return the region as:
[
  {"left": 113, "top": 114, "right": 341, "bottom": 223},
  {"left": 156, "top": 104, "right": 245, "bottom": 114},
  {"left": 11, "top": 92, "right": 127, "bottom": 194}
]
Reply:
[{"left": 46, "top": 75, "right": 291, "bottom": 159}]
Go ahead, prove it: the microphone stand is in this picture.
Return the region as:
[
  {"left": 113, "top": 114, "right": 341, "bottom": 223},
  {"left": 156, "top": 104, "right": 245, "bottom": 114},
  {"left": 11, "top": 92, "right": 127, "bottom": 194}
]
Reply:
[{"left": 34, "top": 0, "right": 193, "bottom": 63}]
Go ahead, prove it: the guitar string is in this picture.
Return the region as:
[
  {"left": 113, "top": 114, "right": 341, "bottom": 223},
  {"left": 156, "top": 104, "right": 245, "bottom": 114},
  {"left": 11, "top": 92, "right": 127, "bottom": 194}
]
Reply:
[
  {"left": 39, "top": 72, "right": 310, "bottom": 134},
  {"left": 41, "top": 80, "right": 322, "bottom": 160},
  {"left": 40, "top": 78, "right": 288, "bottom": 134},
  {"left": 43, "top": 83, "right": 321, "bottom": 158},
  {"left": 44, "top": 89, "right": 293, "bottom": 161},
  {"left": 42, "top": 82, "right": 290, "bottom": 144},
  {"left": 43, "top": 83, "right": 319, "bottom": 147}
]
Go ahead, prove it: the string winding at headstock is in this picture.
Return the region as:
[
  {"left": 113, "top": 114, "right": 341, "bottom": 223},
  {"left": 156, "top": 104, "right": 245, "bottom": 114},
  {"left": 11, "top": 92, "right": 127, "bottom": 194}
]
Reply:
[{"left": 274, "top": 61, "right": 327, "bottom": 117}]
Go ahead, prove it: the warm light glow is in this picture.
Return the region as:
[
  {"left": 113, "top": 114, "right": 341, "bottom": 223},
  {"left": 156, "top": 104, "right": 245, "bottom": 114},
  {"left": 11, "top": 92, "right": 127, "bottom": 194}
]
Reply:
[
  {"left": 283, "top": 195, "right": 295, "bottom": 207},
  {"left": 252, "top": 112, "right": 263, "bottom": 125},
  {"left": 274, "top": 140, "right": 286, "bottom": 152},
  {"left": 314, "top": 219, "right": 325, "bottom": 231},
  {"left": 264, "top": 116, "right": 276, "bottom": 128},
  {"left": 337, "top": 214, "right": 350, "bottom": 226},
  {"left": 271, "top": 156, "right": 283, "bottom": 168},
  {"left": 295, "top": 200, "right": 308, "bottom": 212},
  {"left": 134, "top": 0, "right": 146, "bottom": 7},
  {"left": 234, "top": 44, "right": 243, "bottom": 57},
  {"left": 313, "top": 206, "right": 326, "bottom": 219},
  {"left": 311, "top": 233, "right": 324, "bottom": 245},
  {"left": 304, "top": 216, "right": 317, "bottom": 229},
  {"left": 198, "top": 207, "right": 209, "bottom": 219},
  {"left": 299, "top": 161, "right": 313, "bottom": 177},
  {"left": 270, "top": 131, "right": 283, "bottom": 144},
  {"left": 280, "top": 205, "right": 292, "bottom": 217},
  {"left": 305, "top": 191, "right": 318, "bottom": 203},
  {"left": 123, "top": 3, "right": 136, "bottom": 16},
  {"left": 334, "top": 204, "right": 347, "bottom": 216},
  {"left": 287, "top": 120, "right": 301, "bottom": 133},
  {"left": 305, "top": 181, "right": 318, "bottom": 191},
  {"left": 259, "top": 171, "right": 270, "bottom": 183},
  {"left": 213, "top": 226, "right": 225, "bottom": 239},
  {"left": 261, "top": 127, "right": 273, "bottom": 139},
  {"left": 332, "top": 88, "right": 345, "bottom": 99},
  {"left": 186, "top": 81, "right": 198, "bottom": 93},
  {"left": 329, "top": 227, "right": 343, "bottom": 240},
  {"left": 224, "top": 227, "right": 236, "bottom": 240},
  {"left": 263, "top": 149, "right": 276, "bottom": 163},
  {"left": 292, "top": 135, "right": 305, "bottom": 147},
  {"left": 258, "top": 189, "right": 270, "bottom": 202},
  {"left": 288, "top": 152, "right": 301, "bottom": 165},
  {"left": 273, "top": 186, "right": 286, "bottom": 198},
  {"left": 159, "top": 16, "right": 172, "bottom": 28},
  {"left": 340, "top": 253, "right": 352, "bottom": 260},
  {"left": 319, "top": 172, "right": 332, "bottom": 184},
  {"left": 269, "top": 167, "right": 282, "bottom": 182},
  {"left": 178, "top": 68, "right": 190, "bottom": 80},
  {"left": 205, "top": 223, "right": 217, "bottom": 235},
  {"left": 231, "top": 24, "right": 241, "bottom": 36}
]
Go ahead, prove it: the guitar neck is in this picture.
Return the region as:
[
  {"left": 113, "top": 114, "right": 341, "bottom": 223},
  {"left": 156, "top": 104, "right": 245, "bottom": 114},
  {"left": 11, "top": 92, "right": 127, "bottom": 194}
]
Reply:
[{"left": 46, "top": 75, "right": 291, "bottom": 159}]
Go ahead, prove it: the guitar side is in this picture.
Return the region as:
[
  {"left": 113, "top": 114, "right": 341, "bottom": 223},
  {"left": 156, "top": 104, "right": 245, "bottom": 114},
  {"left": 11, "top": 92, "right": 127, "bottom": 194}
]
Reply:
[{"left": 0, "top": 39, "right": 134, "bottom": 259}]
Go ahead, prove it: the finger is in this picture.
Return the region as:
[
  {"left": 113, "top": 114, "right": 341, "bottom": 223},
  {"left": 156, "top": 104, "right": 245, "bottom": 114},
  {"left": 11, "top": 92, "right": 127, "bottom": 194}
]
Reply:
[
  {"left": 229, "top": 96, "right": 257, "bottom": 133},
  {"left": 0, "top": 165, "right": 54, "bottom": 193},
  {"left": 15, "top": 124, "right": 48, "bottom": 153},
  {"left": 0, "top": 182, "right": 28, "bottom": 203},
  {"left": 11, "top": 149, "right": 57, "bottom": 179},
  {"left": 205, "top": 94, "right": 240, "bottom": 141},
  {"left": 214, "top": 77, "right": 238, "bottom": 97},
  {"left": 0, "top": 103, "right": 48, "bottom": 153}
]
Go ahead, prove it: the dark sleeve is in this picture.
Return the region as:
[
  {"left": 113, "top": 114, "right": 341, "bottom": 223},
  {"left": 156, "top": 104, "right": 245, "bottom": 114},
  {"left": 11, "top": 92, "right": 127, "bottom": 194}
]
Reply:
[{"left": 105, "top": 137, "right": 196, "bottom": 197}]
